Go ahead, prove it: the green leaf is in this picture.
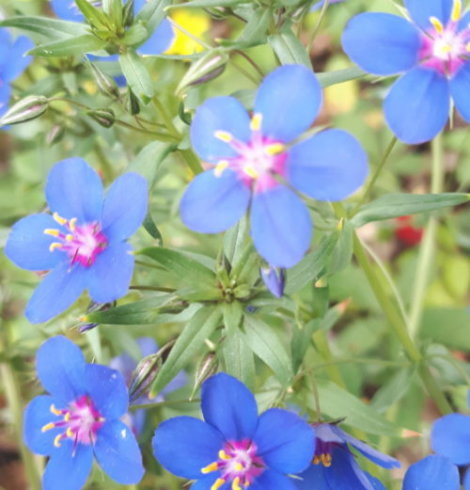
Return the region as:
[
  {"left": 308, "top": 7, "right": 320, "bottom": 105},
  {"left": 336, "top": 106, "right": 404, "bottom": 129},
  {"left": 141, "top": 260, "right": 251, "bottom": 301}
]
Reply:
[
  {"left": 421, "top": 307, "right": 470, "bottom": 349},
  {"left": 75, "top": 0, "right": 111, "bottom": 29},
  {"left": 351, "top": 193, "right": 469, "bottom": 228},
  {"left": 328, "top": 222, "right": 353, "bottom": 275},
  {"left": 119, "top": 51, "right": 155, "bottom": 99},
  {"left": 136, "top": 0, "right": 171, "bottom": 33},
  {"left": 168, "top": 0, "right": 242, "bottom": 7},
  {"left": 0, "top": 16, "right": 89, "bottom": 41},
  {"left": 315, "top": 380, "right": 402, "bottom": 436},
  {"left": 268, "top": 29, "right": 312, "bottom": 68},
  {"left": 142, "top": 212, "right": 162, "bottom": 243},
  {"left": 285, "top": 233, "right": 337, "bottom": 294},
  {"left": 221, "top": 327, "right": 255, "bottom": 387},
  {"left": 242, "top": 316, "right": 293, "bottom": 386},
  {"left": 317, "top": 66, "right": 366, "bottom": 88},
  {"left": 30, "top": 35, "right": 107, "bottom": 57},
  {"left": 235, "top": 7, "right": 272, "bottom": 46},
  {"left": 370, "top": 367, "right": 416, "bottom": 413},
  {"left": 150, "top": 306, "right": 222, "bottom": 396}
]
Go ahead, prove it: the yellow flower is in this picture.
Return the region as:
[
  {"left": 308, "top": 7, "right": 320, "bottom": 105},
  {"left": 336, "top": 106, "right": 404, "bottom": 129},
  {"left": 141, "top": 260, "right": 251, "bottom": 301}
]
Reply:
[{"left": 166, "top": 9, "right": 210, "bottom": 56}]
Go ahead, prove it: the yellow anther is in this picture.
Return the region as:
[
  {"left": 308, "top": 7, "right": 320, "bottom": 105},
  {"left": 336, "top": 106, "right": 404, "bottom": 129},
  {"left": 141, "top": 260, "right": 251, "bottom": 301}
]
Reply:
[
  {"left": 214, "top": 130, "right": 233, "bottom": 143},
  {"left": 321, "top": 453, "right": 332, "bottom": 467},
  {"left": 53, "top": 434, "right": 63, "bottom": 448},
  {"left": 52, "top": 212, "right": 67, "bottom": 226},
  {"left": 69, "top": 217, "right": 77, "bottom": 231},
  {"left": 214, "top": 161, "right": 229, "bottom": 177},
  {"left": 313, "top": 455, "right": 321, "bottom": 465},
  {"left": 44, "top": 228, "right": 60, "bottom": 237},
  {"left": 49, "top": 242, "right": 63, "bottom": 252},
  {"left": 242, "top": 165, "right": 259, "bottom": 180},
  {"left": 466, "top": 42, "right": 470, "bottom": 52},
  {"left": 64, "top": 412, "right": 71, "bottom": 422},
  {"left": 66, "top": 427, "right": 74, "bottom": 438},
  {"left": 218, "top": 450, "right": 231, "bottom": 460},
  {"left": 451, "top": 0, "right": 462, "bottom": 22},
  {"left": 201, "top": 462, "right": 219, "bottom": 474},
  {"left": 41, "top": 423, "right": 56, "bottom": 433},
  {"left": 265, "top": 143, "right": 285, "bottom": 155},
  {"left": 250, "top": 113, "right": 262, "bottom": 132},
  {"left": 233, "top": 462, "right": 243, "bottom": 472},
  {"left": 232, "top": 477, "right": 242, "bottom": 490},
  {"left": 430, "top": 16, "right": 444, "bottom": 34},
  {"left": 65, "top": 234, "right": 74, "bottom": 242},
  {"left": 211, "top": 478, "right": 226, "bottom": 490},
  {"left": 50, "top": 404, "right": 63, "bottom": 415}
]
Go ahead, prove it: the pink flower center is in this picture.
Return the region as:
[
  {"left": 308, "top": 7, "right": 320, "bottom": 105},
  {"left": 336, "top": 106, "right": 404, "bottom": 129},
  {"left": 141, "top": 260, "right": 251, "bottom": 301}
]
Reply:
[
  {"left": 201, "top": 439, "right": 265, "bottom": 490},
  {"left": 212, "top": 113, "right": 288, "bottom": 193},
  {"left": 41, "top": 395, "right": 105, "bottom": 448},
  {"left": 418, "top": 1, "right": 470, "bottom": 77},
  {"left": 44, "top": 212, "right": 108, "bottom": 267}
]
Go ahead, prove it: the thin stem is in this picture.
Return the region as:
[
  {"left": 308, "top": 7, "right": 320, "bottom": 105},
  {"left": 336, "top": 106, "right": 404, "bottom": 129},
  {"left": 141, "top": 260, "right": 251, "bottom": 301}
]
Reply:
[
  {"left": 232, "top": 50, "right": 265, "bottom": 79},
  {"left": 308, "top": 0, "right": 330, "bottom": 54},
  {"left": 313, "top": 331, "right": 346, "bottom": 388}
]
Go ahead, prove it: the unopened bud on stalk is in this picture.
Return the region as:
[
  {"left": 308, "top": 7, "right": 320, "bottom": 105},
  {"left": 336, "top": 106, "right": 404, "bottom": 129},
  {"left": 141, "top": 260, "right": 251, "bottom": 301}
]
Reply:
[
  {"left": 0, "top": 96, "right": 48, "bottom": 126},
  {"left": 191, "top": 352, "right": 218, "bottom": 399},
  {"left": 89, "top": 63, "right": 120, "bottom": 99},
  {"left": 260, "top": 266, "right": 285, "bottom": 298},
  {"left": 87, "top": 108, "right": 115, "bottom": 128}
]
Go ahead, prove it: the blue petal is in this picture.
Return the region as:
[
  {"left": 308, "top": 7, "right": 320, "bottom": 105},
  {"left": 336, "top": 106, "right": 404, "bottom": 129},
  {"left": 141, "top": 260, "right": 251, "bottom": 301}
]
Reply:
[
  {"left": 431, "top": 413, "right": 470, "bottom": 465},
  {"left": 25, "top": 262, "right": 88, "bottom": 323},
  {"left": 45, "top": 158, "right": 104, "bottom": 223},
  {"left": 190, "top": 96, "right": 251, "bottom": 163},
  {"left": 50, "top": 0, "right": 84, "bottom": 22},
  {"left": 0, "top": 29, "right": 12, "bottom": 67},
  {"left": 254, "top": 65, "right": 322, "bottom": 143},
  {"left": 295, "top": 464, "right": 329, "bottom": 490},
  {"left": 86, "top": 241, "right": 134, "bottom": 304},
  {"left": 450, "top": 62, "right": 470, "bottom": 123},
  {"left": 465, "top": 468, "right": 470, "bottom": 490},
  {"left": 5, "top": 214, "right": 64, "bottom": 271},
  {"left": 2, "top": 36, "right": 34, "bottom": 82},
  {"left": 138, "top": 337, "right": 158, "bottom": 357},
  {"left": 101, "top": 172, "right": 148, "bottom": 241},
  {"left": 201, "top": 373, "right": 258, "bottom": 441},
  {"left": 42, "top": 440, "right": 93, "bottom": 490},
  {"left": 403, "top": 455, "right": 459, "bottom": 490},
  {"left": 384, "top": 68, "right": 450, "bottom": 144},
  {"left": 405, "top": 0, "right": 453, "bottom": 30},
  {"left": 94, "top": 420, "right": 144, "bottom": 484},
  {"left": 36, "top": 336, "right": 86, "bottom": 403},
  {"left": 0, "top": 82, "right": 11, "bottom": 116},
  {"left": 180, "top": 169, "right": 250, "bottom": 234},
  {"left": 23, "top": 395, "right": 61, "bottom": 456},
  {"left": 287, "top": 129, "right": 368, "bottom": 201},
  {"left": 254, "top": 408, "right": 314, "bottom": 474},
  {"left": 367, "top": 473, "right": 386, "bottom": 490},
  {"left": 83, "top": 364, "right": 128, "bottom": 419},
  {"left": 250, "top": 186, "right": 312, "bottom": 268},
  {"left": 260, "top": 266, "right": 285, "bottom": 298},
  {"left": 191, "top": 475, "right": 225, "bottom": 490},
  {"left": 341, "top": 13, "right": 420, "bottom": 76},
  {"left": 250, "top": 469, "right": 298, "bottom": 490},
  {"left": 137, "top": 19, "right": 174, "bottom": 55},
  {"left": 152, "top": 416, "right": 223, "bottom": 479},
  {"left": 331, "top": 426, "right": 400, "bottom": 469},
  {"left": 161, "top": 369, "right": 188, "bottom": 397}
]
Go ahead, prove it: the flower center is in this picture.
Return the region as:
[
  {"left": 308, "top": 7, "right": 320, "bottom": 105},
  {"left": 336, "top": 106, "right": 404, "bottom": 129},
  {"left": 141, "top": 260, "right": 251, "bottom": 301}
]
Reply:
[
  {"left": 201, "top": 439, "right": 265, "bottom": 490},
  {"left": 44, "top": 212, "right": 108, "bottom": 267},
  {"left": 418, "top": 0, "right": 470, "bottom": 76},
  {"left": 212, "top": 113, "right": 288, "bottom": 192},
  {"left": 313, "top": 439, "right": 335, "bottom": 467},
  {"left": 41, "top": 395, "right": 105, "bottom": 448}
]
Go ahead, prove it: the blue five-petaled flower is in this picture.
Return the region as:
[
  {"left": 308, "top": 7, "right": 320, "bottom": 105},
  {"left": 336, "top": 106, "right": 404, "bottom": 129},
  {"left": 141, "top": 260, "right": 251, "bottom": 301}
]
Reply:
[
  {"left": 23, "top": 336, "right": 144, "bottom": 490},
  {"left": 5, "top": 158, "right": 148, "bottom": 323},
  {"left": 342, "top": 0, "right": 470, "bottom": 144},
  {"left": 153, "top": 372, "right": 315, "bottom": 489},
  {"left": 0, "top": 29, "right": 34, "bottom": 118},
  {"left": 295, "top": 423, "right": 400, "bottom": 490},
  {"left": 180, "top": 64, "right": 368, "bottom": 268}
]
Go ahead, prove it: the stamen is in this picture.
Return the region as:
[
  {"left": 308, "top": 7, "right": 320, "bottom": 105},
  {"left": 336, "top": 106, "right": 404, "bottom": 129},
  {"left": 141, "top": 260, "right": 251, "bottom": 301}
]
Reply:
[
  {"left": 214, "top": 161, "right": 229, "bottom": 177},
  {"left": 242, "top": 165, "right": 259, "bottom": 179},
  {"left": 214, "top": 130, "right": 233, "bottom": 143},
  {"left": 211, "top": 478, "right": 226, "bottom": 490},
  {"left": 64, "top": 412, "right": 71, "bottom": 422},
  {"left": 52, "top": 212, "right": 67, "bottom": 226},
  {"left": 218, "top": 450, "right": 231, "bottom": 460},
  {"left": 466, "top": 42, "right": 470, "bottom": 52},
  {"left": 65, "top": 234, "right": 74, "bottom": 242},
  {"left": 69, "top": 217, "right": 77, "bottom": 231},
  {"left": 201, "top": 462, "right": 219, "bottom": 474},
  {"left": 313, "top": 455, "right": 321, "bottom": 465},
  {"left": 321, "top": 453, "right": 332, "bottom": 467},
  {"left": 44, "top": 228, "right": 60, "bottom": 237},
  {"left": 265, "top": 143, "right": 285, "bottom": 156},
  {"left": 232, "top": 476, "right": 242, "bottom": 490},
  {"left": 66, "top": 427, "right": 75, "bottom": 438},
  {"left": 250, "top": 113, "right": 262, "bottom": 132},
  {"left": 451, "top": 0, "right": 462, "bottom": 22},
  {"left": 430, "top": 16, "right": 444, "bottom": 34},
  {"left": 234, "top": 462, "right": 243, "bottom": 471},
  {"left": 53, "top": 434, "right": 63, "bottom": 448},
  {"left": 49, "top": 242, "right": 63, "bottom": 252},
  {"left": 50, "top": 404, "right": 63, "bottom": 415},
  {"left": 41, "top": 422, "right": 56, "bottom": 432}
]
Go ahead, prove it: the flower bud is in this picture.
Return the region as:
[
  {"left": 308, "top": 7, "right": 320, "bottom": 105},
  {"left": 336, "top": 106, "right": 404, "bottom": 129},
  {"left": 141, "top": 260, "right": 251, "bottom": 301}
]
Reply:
[
  {"left": 260, "top": 266, "right": 285, "bottom": 298},
  {"left": 191, "top": 352, "right": 218, "bottom": 399},
  {"left": 89, "top": 63, "right": 120, "bottom": 99},
  {"left": 0, "top": 96, "right": 48, "bottom": 126},
  {"left": 87, "top": 108, "right": 115, "bottom": 128},
  {"left": 46, "top": 125, "right": 65, "bottom": 146}
]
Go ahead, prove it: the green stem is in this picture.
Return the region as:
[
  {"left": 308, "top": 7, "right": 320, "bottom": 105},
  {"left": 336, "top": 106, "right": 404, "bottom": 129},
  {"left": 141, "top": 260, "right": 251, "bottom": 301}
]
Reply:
[
  {"left": 408, "top": 133, "right": 443, "bottom": 338},
  {"left": 313, "top": 331, "right": 346, "bottom": 388},
  {"left": 308, "top": 0, "right": 330, "bottom": 54}
]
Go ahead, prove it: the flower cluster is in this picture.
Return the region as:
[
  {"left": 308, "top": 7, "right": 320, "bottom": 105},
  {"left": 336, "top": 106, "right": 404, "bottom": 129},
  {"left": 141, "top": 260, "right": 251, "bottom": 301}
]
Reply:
[
  {"left": 342, "top": 0, "right": 470, "bottom": 143},
  {"left": 180, "top": 64, "right": 368, "bottom": 268},
  {"left": 5, "top": 158, "right": 147, "bottom": 323}
]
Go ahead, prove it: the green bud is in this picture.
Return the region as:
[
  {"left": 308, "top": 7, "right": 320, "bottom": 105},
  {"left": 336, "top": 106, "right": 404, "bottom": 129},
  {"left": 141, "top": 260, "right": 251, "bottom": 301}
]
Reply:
[
  {"left": 127, "top": 88, "right": 140, "bottom": 115},
  {"left": 122, "top": 0, "right": 135, "bottom": 27},
  {"left": 191, "top": 352, "right": 218, "bottom": 399},
  {"left": 0, "top": 96, "right": 48, "bottom": 127},
  {"left": 46, "top": 125, "right": 65, "bottom": 146},
  {"left": 87, "top": 108, "right": 115, "bottom": 128},
  {"left": 89, "top": 63, "right": 120, "bottom": 99}
]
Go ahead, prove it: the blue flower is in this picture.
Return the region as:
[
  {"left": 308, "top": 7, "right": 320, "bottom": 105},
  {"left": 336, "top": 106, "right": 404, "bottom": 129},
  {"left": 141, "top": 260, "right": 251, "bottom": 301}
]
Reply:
[
  {"left": 0, "top": 29, "right": 34, "bottom": 118},
  {"left": 23, "top": 336, "right": 144, "bottom": 490},
  {"left": 5, "top": 158, "right": 148, "bottom": 323},
  {"left": 260, "top": 266, "right": 285, "bottom": 298},
  {"left": 295, "top": 423, "right": 400, "bottom": 490},
  {"left": 403, "top": 455, "right": 460, "bottom": 490},
  {"left": 152, "top": 372, "right": 315, "bottom": 489},
  {"left": 180, "top": 64, "right": 368, "bottom": 268},
  {"left": 50, "top": 0, "right": 174, "bottom": 56},
  {"left": 110, "top": 337, "right": 188, "bottom": 434},
  {"left": 342, "top": 0, "right": 470, "bottom": 144}
]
